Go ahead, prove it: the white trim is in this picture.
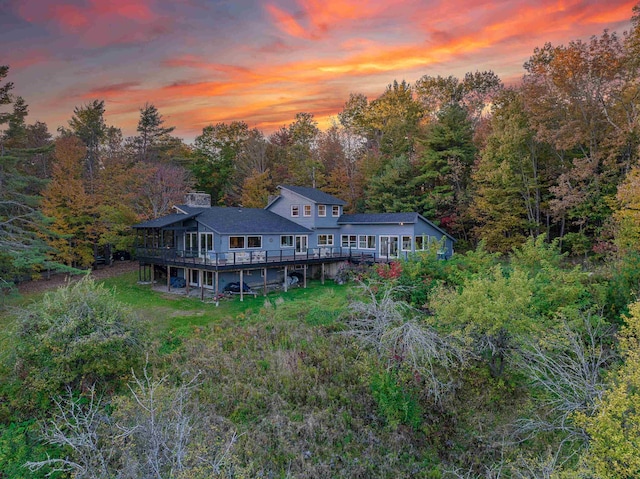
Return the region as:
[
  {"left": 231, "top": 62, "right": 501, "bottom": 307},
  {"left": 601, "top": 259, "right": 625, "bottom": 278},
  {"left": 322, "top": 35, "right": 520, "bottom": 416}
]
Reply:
[
  {"left": 332, "top": 205, "right": 340, "bottom": 217},
  {"left": 358, "top": 235, "right": 376, "bottom": 250},
  {"left": 317, "top": 234, "right": 334, "bottom": 246},
  {"left": 281, "top": 235, "right": 294, "bottom": 248},
  {"left": 303, "top": 204, "right": 312, "bottom": 217},
  {"left": 247, "top": 235, "right": 262, "bottom": 249},
  {"left": 401, "top": 235, "right": 412, "bottom": 251},
  {"left": 230, "top": 235, "right": 263, "bottom": 249},
  {"left": 341, "top": 234, "right": 357, "bottom": 248},
  {"left": 229, "top": 236, "right": 245, "bottom": 249}
]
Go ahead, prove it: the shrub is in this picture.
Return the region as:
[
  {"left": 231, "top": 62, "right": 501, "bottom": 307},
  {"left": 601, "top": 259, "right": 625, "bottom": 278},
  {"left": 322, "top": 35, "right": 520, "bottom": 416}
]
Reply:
[{"left": 12, "top": 275, "right": 142, "bottom": 411}]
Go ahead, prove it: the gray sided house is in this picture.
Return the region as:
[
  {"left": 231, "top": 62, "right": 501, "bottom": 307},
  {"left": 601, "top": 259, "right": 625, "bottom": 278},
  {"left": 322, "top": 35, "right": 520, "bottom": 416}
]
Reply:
[{"left": 134, "top": 185, "right": 454, "bottom": 297}]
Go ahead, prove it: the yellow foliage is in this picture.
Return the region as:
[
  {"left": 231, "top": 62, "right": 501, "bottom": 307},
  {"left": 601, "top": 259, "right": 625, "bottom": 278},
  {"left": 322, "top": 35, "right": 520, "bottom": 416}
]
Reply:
[
  {"left": 613, "top": 166, "right": 640, "bottom": 255},
  {"left": 578, "top": 301, "right": 640, "bottom": 478}
]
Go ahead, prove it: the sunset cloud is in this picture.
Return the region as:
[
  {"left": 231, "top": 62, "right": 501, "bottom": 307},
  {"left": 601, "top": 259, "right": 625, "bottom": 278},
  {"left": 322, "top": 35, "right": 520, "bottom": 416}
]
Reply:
[
  {"left": 3, "top": 0, "right": 636, "bottom": 141},
  {"left": 13, "top": 0, "right": 168, "bottom": 47}
]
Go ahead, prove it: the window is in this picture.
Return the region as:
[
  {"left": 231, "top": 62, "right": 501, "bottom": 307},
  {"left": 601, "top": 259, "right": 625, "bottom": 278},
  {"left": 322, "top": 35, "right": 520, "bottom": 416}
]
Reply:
[
  {"left": 358, "top": 235, "right": 376, "bottom": 249},
  {"left": 229, "top": 236, "right": 245, "bottom": 249},
  {"left": 190, "top": 270, "right": 199, "bottom": 285},
  {"left": 318, "top": 205, "right": 326, "bottom": 217},
  {"left": 281, "top": 235, "right": 294, "bottom": 247},
  {"left": 247, "top": 236, "right": 262, "bottom": 248},
  {"left": 204, "top": 271, "right": 214, "bottom": 287},
  {"left": 332, "top": 205, "right": 340, "bottom": 217},
  {"left": 199, "top": 232, "right": 213, "bottom": 256},
  {"left": 185, "top": 232, "right": 197, "bottom": 254},
  {"left": 341, "top": 235, "right": 357, "bottom": 247},
  {"left": 291, "top": 205, "right": 299, "bottom": 217},
  {"left": 402, "top": 235, "right": 413, "bottom": 251},
  {"left": 304, "top": 205, "right": 311, "bottom": 217},
  {"left": 415, "top": 235, "right": 429, "bottom": 251},
  {"left": 318, "top": 234, "right": 334, "bottom": 246}
]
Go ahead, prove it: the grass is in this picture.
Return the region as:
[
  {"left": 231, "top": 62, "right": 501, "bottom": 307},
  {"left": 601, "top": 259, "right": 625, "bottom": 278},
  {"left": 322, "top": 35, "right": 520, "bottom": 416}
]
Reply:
[
  {"left": 0, "top": 267, "right": 547, "bottom": 478},
  {"left": 0, "top": 271, "right": 351, "bottom": 362},
  {"left": 98, "top": 271, "right": 349, "bottom": 336}
]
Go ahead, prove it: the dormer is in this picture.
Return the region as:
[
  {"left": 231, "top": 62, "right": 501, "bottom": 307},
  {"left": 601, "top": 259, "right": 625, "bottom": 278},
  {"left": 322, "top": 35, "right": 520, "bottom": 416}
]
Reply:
[{"left": 266, "top": 185, "right": 347, "bottom": 229}]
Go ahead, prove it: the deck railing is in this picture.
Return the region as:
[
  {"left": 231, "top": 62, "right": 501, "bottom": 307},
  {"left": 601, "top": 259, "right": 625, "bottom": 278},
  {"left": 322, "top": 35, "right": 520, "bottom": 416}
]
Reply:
[
  {"left": 135, "top": 246, "right": 365, "bottom": 267},
  {"left": 133, "top": 246, "right": 431, "bottom": 268}
]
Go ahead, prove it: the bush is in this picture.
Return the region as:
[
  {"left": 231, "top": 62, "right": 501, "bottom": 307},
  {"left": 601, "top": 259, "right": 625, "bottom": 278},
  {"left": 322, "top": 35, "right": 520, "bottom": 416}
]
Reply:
[{"left": 12, "top": 275, "right": 142, "bottom": 412}]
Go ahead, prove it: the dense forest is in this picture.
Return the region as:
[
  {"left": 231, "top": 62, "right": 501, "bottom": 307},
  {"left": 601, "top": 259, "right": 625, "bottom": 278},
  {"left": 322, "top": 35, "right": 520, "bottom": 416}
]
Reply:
[{"left": 2, "top": 5, "right": 640, "bottom": 479}]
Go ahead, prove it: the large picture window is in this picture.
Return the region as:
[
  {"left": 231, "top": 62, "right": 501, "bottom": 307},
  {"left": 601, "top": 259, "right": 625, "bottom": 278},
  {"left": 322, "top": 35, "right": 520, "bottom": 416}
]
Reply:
[
  {"left": 341, "top": 235, "right": 357, "bottom": 247},
  {"left": 281, "top": 235, "right": 294, "bottom": 247},
  {"left": 229, "top": 236, "right": 245, "bottom": 249},
  {"left": 358, "top": 235, "right": 376, "bottom": 249},
  {"left": 247, "top": 236, "right": 262, "bottom": 248},
  {"left": 318, "top": 234, "right": 334, "bottom": 246}
]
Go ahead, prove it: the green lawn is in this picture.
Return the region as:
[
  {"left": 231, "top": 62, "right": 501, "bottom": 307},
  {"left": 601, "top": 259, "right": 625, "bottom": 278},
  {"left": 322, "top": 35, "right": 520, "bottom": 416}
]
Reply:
[
  {"left": 93, "top": 271, "right": 349, "bottom": 334},
  {"left": 0, "top": 271, "right": 350, "bottom": 359}
]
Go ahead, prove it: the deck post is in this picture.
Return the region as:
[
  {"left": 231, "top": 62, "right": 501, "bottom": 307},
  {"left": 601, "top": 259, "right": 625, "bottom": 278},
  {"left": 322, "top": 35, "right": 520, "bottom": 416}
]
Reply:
[
  {"left": 151, "top": 263, "right": 155, "bottom": 284},
  {"left": 284, "top": 265, "right": 288, "bottom": 292},
  {"left": 303, "top": 265, "right": 307, "bottom": 288},
  {"left": 215, "top": 271, "right": 219, "bottom": 296},
  {"left": 240, "top": 270, "right": 244, "bottom": 302},
  {"left": 200, "top": 270, "right": 204, "bottom": 300},
  {"left": 167, "top": 265, "right": 171, "bottom": 292},
  {"left": 321, "top": 263, "right": 325, "bottom": 285},
  {"left": 263, "top": 268, "right": 267, "bottom": 296},
  {"left": 185, "top": 268, "right": 190, "bottom": 294}
]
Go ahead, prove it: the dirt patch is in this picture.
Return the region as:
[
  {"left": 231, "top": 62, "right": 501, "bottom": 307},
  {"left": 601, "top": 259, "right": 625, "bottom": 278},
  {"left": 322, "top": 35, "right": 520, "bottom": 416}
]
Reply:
[{"left": 17, "top": 261, "right": 138, "bottom": 295}]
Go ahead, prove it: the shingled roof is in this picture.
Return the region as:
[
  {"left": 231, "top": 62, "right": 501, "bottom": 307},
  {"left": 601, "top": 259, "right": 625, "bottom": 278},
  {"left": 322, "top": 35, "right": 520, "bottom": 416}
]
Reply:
[
  {"left": 338, "top": 212, "right": 419, "bottom": 224},
  {"left": 338, "top": 212, "right": 455, "bottom": 241},
  {"left": 174, "top": 206, "right": 311, "bottom": 234},
  {"left": 133, "top": 212, "right": 199, "bottom": 229},
  {"left": 279, "top": 185, "right": 347, "bottom": 206}
]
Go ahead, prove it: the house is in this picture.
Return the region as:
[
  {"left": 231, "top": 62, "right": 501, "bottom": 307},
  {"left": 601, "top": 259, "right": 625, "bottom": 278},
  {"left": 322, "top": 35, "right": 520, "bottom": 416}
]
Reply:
[{"left": 133, "top": 185, "right": 455, "bottom": 298}]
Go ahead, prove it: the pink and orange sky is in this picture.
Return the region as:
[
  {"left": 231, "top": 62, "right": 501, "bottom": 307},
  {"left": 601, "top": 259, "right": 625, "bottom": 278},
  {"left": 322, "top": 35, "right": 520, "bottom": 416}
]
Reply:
[{"left": 1, "top": 0, "right": 636, "bottom": 141}]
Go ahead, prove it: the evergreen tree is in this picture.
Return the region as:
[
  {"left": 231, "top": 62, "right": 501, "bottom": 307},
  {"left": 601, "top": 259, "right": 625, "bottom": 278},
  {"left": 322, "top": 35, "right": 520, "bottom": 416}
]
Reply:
[
  {"left": 0, "top": 66, "right": 59, "bottom": 286},
  {"left": 131, "top": 103, "right": 175, "bottom": 162},
  {"left": 365, "top": 155, "right": 421, "bottom": 213},
  {"left": 67, "top": 99, "right": 107, "bottom": 193},
  {"left": 471, "top": 90, "right": 545, "bottom": 251},
  {"left": 416, "top": 103, "right": 476, "bottom": 222}
]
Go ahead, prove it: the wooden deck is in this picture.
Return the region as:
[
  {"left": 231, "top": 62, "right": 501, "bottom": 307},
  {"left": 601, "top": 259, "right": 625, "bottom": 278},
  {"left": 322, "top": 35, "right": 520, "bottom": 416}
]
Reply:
[{"left": 135, "top": 246, "right": 361, "bottom": 271}]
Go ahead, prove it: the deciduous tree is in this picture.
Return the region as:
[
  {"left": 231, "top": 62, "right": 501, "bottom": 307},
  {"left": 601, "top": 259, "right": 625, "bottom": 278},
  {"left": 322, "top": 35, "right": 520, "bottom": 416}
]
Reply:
[
  {"left": 41, "top": 137, "right": 94, "bottom": 267},
  {"left": 191, "top": 121, "right": 249, "bottom": 204}
]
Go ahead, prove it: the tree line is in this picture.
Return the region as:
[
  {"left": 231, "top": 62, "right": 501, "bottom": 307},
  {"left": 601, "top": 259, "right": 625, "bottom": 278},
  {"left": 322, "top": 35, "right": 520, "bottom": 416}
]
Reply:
[{"left": 2, "top": 6, "right": 640, "bottom": 282}]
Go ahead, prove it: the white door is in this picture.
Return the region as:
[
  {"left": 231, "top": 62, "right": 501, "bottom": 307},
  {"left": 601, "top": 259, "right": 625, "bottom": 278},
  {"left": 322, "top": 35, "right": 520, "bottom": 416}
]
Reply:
[
  {"left": 379, "top": 235, "right": 399, "bottom": 258},
  {"left": 295, "top": 235, "right": 308, "bottom": 253},
  {"left": 199, "top": 232, "right": 213, "bottom": 258}
]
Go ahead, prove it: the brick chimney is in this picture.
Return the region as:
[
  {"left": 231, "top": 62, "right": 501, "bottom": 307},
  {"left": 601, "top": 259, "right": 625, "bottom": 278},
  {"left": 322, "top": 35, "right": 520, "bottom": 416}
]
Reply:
[{"left": 184, "top": 192, "right": 211, "bottom": 207}]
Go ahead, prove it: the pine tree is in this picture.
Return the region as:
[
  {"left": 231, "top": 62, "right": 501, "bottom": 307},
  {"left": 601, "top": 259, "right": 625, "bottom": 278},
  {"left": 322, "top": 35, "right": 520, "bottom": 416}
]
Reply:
[
  {"left": 0, "top": 66, "right": 59, "bottom": 286},
  {"left": 131, "top": 103, "right": 175, "bottom": 162}
]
